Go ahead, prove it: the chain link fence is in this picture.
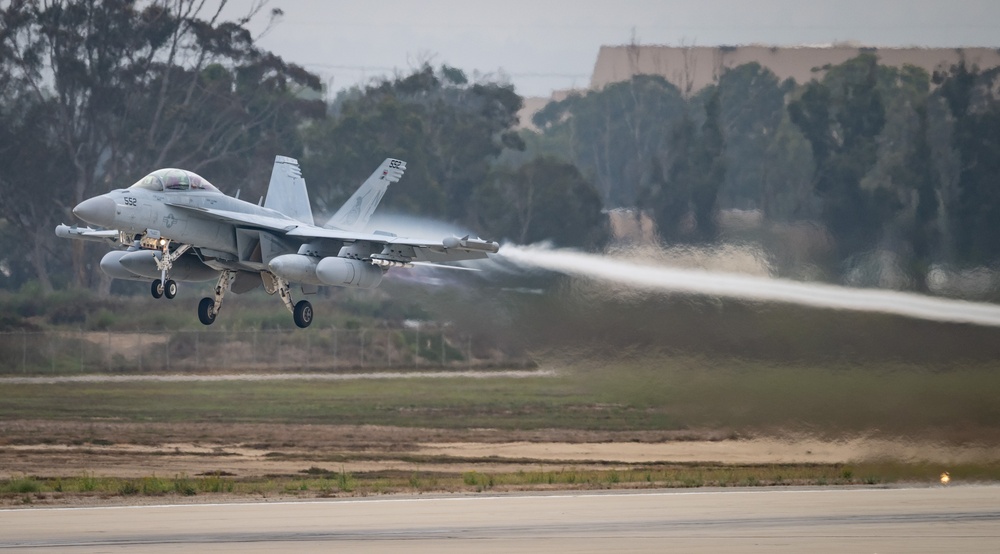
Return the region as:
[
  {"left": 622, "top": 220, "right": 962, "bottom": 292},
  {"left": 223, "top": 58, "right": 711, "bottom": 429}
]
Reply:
[{"left": 0, "top": 328, "right": 530, "bottom": 375}]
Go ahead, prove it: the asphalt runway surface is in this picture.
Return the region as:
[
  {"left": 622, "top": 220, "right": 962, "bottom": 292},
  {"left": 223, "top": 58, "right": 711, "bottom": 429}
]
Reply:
[{"left": 3, "top": 486, "right": 998, "bottom": 552}]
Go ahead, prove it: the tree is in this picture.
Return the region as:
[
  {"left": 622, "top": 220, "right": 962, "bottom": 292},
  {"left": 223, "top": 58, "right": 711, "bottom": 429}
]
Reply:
[
  {"left": 690, "top": 89, "right": 726, "bottom": 241},
  {"left": 471, "top": 157, "right": 607, "bottom": 248},
  {"left": 788, "top": 54, "right": 899, "bottom": 263},
  {"left": 707, "top": 63, "right": 791, "bottom": 211},
  {"left": 533, "top": 75, "right": 687, "bottom": 207},
  {"left": 934, "top": 63, "right": 1000, "bottom": 264},
  {"left": 301, "top": 64, "right": 524, "bottom": 223},
  {"left": 639, "top": 89, "right": 726, "bottom": 243},
  {"left": 892, "top": 103, "right": 939, "bottom": 274},
  {"left": 0, "top": 0, "right": 323, "bottom": 291},
  {"left": 0, "top": 87, "right": 73, "bottom": 291}
]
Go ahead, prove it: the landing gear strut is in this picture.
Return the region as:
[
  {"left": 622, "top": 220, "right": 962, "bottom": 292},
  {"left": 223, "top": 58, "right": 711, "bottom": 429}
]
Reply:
[
  {"left": 150, "top": 240, "right": 189, "bottom": 300},
  {"left": 197, "top": 270, "right": 234, "bottom": 326},
  {"left": 268, "top": 273, "right": 312, "bottom": 328},
  {"left": 195, "top": 271, "right": 314, "bottom": 328}
]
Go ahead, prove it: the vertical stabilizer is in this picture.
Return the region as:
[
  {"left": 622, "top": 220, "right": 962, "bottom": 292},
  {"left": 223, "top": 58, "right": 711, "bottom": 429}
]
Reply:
[
  {"left": 263, "top": 156, "right": 314, "bottom": 225},
  {"left": 325, "top": 158, "right": 406, "bottom": 231}
]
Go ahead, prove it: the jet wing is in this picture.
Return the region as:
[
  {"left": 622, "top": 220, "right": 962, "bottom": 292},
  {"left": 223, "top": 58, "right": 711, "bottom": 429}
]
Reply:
[
  {"left": 286, "top": 226, "right": 500, "bottom": 263},
  {"left": 166, "top": 203, "right": 498, "bottom": 263},
  {"left": 165, "top": 203, "right": 300, "bottom": 232},
  {"left": 391, "top": 235, "right": 499, "bottom": 263}
]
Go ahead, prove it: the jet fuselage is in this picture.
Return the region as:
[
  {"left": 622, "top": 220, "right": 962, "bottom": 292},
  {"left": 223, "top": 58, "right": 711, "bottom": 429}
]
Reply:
[{"left": 73, "top": 186, "right": 293, "bottom": 257}]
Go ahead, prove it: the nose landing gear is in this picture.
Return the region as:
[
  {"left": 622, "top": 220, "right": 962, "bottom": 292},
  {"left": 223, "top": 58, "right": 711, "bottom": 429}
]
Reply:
[
  {"left": 151, "top": 278, "right": 177, "bottom": 299},
  {"left": 150, "top": 240, "right": 190, "bottom": 300}
]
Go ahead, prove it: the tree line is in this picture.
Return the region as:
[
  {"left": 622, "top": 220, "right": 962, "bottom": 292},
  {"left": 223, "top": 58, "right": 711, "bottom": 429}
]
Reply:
[
  {"left": 533, "top": 53, "right": 1000, "bottom": 289},
  {"left": 1, "top": 1, "right": 999, "bottom": 295}
]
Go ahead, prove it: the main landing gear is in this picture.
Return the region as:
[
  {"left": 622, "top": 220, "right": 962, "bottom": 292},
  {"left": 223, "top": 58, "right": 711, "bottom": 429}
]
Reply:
[
  {"left": 293, "top": 299, "right": 313, "bottom": 328},
  {"left": 270, "top": 273, "right": 312, "bottom": 328},
  {"left": 197, "top": 270, "right": 233, "bottom": 326},
  {"left": 197, "top": 271, "right": 313, "bottom": 328}
]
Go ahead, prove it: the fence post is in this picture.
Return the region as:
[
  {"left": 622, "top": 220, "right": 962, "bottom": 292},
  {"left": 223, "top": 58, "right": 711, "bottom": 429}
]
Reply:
[
  {"left": 22, "top": 330, "right": 26, "bottom": 374},
  {"left": 440, "top": 330, "right": 445, "bottom": 366},
  {"left": 107, "top": 331, "right": 112, "bottom": 372},
  {"left": 333, "top": 327, "right": 338, "bottom": 369}
]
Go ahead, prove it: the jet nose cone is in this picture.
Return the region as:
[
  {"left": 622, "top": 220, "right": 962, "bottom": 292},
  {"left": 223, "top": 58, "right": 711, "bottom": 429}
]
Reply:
[{"left": 72, "top": 196, "right": 116, "bottom": 227}]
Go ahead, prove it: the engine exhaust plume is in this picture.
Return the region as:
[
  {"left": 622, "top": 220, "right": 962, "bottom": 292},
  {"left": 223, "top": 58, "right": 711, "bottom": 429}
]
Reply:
[{"left": 498, "top": 243, "right": 1000, "bottom": 328}]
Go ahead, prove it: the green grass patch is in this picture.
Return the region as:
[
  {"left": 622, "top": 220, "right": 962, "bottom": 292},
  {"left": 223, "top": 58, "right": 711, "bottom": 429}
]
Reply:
[
  {"left": 2, "top": 355, "right": 999, "bottom": 439},
  {"left": 5, "top": 461, "right": 997, "bottom": 505}
]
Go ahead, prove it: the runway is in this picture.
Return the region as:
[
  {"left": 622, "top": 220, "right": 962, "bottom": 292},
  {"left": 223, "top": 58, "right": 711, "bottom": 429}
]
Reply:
[
  {"left": 2, "top": 486, "right": 998, "bottom": 552},
  {"left": 0, "top": 369, "right": 553, "bottom": 385}
]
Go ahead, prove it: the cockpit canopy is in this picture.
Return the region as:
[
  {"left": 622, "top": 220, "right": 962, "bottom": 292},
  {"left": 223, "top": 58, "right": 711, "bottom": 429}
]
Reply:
[{"left": 128, "top": 168, "right": 220, "bottom": 193}]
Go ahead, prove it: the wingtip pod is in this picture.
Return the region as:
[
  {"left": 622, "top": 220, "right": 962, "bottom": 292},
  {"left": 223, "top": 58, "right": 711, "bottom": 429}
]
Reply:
[
  {"left": 55, "top": 224, "right": 120, "bottom": 244},
  {"left": 54, "top": 224, "right": 74, "bottom": 239},
  {"left": 442, "top": 235, "right": 500, "bottom": 253}
]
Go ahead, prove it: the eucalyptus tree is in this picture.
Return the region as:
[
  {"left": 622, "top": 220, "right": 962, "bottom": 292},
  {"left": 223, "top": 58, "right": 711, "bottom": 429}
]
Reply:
[
  {"left": 471, "top": 156, "right": 607, "bottom": 248},
  {"left": 934, "top": 63, "right": 1000, "bottom": 265},
  {"left": 301, "top": 64, "right": 524, "bottom": 223},
  {"left": 0, "top": 0, "right": 322, "bottom": 290},
  {"left": 532, "top": 75, "right": 687, "bottom": 208},
  {"left": 788, "top": 53, "right": 896, "bottom": 263}
]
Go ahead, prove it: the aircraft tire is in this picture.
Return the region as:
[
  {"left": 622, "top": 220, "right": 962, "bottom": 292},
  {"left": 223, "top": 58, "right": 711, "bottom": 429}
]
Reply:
[
  {"left": 198, "top": 297, "right": 216, "bottom": 325},
  {"left": 293, "top": 300, "right": 313, "bottom": 328},
  {"left": 151, "top": 279, "right": 164, "bottom": 299},
  {"left": 164, "top": 279, "right": 178, "bottom": 299}
]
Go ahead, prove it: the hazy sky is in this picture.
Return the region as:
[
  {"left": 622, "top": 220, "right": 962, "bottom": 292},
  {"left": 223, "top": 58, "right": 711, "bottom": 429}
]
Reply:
[{"left": 225, "top": 0, "right": 1000, "bottom": 97}]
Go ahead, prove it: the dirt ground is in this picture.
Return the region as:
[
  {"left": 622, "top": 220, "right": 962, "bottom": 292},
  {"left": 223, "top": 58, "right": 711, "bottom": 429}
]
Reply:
[{"left": 3, "top": 420, "right": 997, "bottom": 481}]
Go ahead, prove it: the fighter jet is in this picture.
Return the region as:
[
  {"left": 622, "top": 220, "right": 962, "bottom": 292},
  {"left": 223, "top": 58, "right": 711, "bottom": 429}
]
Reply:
[{"left": 56, "top": 156, "right": 498, "bottom": 328}]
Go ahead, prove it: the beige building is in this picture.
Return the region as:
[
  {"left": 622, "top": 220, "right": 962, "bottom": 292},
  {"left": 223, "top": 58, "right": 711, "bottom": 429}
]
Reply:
[
  {"left": 520, "top": 44, "right": 1000, "bottom": 127},
  {"left": 590, "top": 44, "right": 1000, "bottom": 94}
]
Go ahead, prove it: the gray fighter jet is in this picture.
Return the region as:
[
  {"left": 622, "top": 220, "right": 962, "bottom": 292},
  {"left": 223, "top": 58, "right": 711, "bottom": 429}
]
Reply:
[{"left": 57, "top": 156, "right": 498, "bottom": 328}]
